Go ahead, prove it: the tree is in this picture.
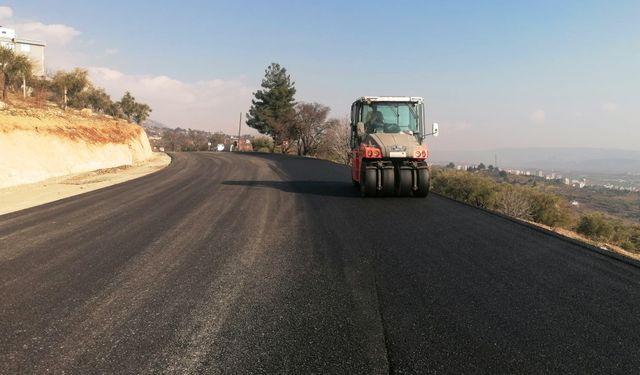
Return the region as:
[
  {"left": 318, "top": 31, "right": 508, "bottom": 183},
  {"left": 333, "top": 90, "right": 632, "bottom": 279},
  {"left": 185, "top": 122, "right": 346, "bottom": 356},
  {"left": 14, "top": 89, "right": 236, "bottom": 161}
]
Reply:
[
  {"left": 495, "top": 186, "right": 532, "bottom": 219},
  {"left": 160, "top": 129, "right": 184, "bottom": 152},
  {"left": 75, "top": 86, "right": 112, "bottom": 113},
  {"left": 0, "top": 46, "right": 33, "bottom": 100},
  {"left": 51, "top": 68, "right": 90, "bottom": 109},
  {"left": 118, "top": 91, "right": 137, "bottom": 120},
  {"left": 117, "top": 91, "right": 152, "bottom": 124},
  {"left": 246, "top": 63, "right": 296, "bottom": 152},
  {"left": 293, "top": 102, "right": 331, "bottom": 156},
  {"left": 318, "top": 117, "right": 351, "bottom": 165},
  {"left": 446, "top": 162, "right": 456, "bottom": 169},
  {"left": 252, "top": 136, "right": 274, "bottom": 152},
  {"left": 106, "top": 101, "right": 123, "bottom": 118},
  {"left": 477, "top": 163, "right": 486, "bottom": 170},
  {"left": 132, "top": 102, "right": 151, "bottom": 124},
  {"left": 209, "top": 132, "right": 227, "bottom": 146}
]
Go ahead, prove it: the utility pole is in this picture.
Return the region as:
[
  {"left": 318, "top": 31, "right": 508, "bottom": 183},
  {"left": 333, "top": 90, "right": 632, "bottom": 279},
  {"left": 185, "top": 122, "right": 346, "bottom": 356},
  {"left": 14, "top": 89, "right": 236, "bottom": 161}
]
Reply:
[{"left": 237, "top": 112, "right": 242, "bottom": 151}]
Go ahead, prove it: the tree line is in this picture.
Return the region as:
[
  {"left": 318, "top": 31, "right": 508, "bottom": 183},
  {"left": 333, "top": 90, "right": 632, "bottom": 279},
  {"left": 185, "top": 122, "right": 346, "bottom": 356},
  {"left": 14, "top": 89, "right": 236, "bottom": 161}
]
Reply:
[
  {"left": 0, "top": 46, "right": 151, "bottom": 124},
  {"left": 159, "top": 128, "right": 229, "bottom": 152},
  {"left": 246, "top": 63, "right": 350, "bottom": 164}
]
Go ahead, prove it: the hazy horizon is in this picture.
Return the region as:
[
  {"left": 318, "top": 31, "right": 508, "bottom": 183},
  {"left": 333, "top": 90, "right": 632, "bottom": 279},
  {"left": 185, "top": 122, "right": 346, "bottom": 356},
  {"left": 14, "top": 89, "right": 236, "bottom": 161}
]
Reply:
[{"left": 2, "top": 1, "right": 638, "bottom": 151}]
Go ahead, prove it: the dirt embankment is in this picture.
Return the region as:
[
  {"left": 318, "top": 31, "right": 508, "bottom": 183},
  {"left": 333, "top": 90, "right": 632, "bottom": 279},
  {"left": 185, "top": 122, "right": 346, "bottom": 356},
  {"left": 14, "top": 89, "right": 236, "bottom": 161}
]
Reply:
[{"left": 0, "top": 106, "right": 153, "bottom": 188}]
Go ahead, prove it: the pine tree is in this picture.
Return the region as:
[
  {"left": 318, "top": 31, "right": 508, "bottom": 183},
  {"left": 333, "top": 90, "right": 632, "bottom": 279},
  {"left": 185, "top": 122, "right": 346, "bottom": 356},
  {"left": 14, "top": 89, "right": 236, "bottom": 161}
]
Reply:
[{"left": 246, "top": 63, "right": 296, "bottom": 152}]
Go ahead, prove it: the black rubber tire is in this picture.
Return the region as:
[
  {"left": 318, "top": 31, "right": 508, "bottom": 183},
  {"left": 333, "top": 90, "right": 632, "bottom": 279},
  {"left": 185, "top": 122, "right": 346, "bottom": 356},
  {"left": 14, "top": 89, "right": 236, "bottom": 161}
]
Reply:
[
  {"left": 414, "top": 169, "right": 430, "bottom": 197},
  {"left": 381, "top": 168, "right": 395, "bottom": 197},
  {"left": 360, "top": 167, "right": 377, "bottom": 197},
  {"left": 396, "top": 168, "right": 413, "bottom": 197}
]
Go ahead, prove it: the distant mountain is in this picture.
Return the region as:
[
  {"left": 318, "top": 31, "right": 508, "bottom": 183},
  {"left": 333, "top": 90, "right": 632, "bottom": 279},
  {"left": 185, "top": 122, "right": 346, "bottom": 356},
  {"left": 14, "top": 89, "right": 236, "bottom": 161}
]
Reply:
[
  {"left": 142, "top": 119, "right": 170, "bottom": 129},
  {"left": 431, "top": 148, "right": 640, "bottom": 174},
  {"left": 141, "top": 119, "right": 172, "bottom": 138}
]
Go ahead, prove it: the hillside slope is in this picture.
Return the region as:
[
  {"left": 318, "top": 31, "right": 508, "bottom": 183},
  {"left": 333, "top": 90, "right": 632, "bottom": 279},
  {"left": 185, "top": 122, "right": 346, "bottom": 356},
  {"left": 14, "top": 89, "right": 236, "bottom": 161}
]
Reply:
[{"left": 0, "top": 106, "right": 152, "bottom": 188}]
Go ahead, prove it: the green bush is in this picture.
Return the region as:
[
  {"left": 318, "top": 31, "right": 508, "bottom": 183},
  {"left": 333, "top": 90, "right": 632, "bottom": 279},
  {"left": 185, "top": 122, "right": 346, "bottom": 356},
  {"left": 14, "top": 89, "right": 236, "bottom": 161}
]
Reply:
[
  {"left": 432, "top": 169, "right": 572, "bottom": 227},
  {"left": 431, "top": 168, "right": 640, "bottom": 252},
  {"left": 628, "top": 227, "right": 640, "bottom": 251},
  {"left": 575, "top": 213, "right": 640, "bottom": 252},
  {"left": 431, "top": 170, "right": 496, "bottom": 208},
  {"left": 576, "top": 213, "right": 614, "bottom": 241},
  {"left": 528, "top": 191, "right": 572, "bottom": 227}
]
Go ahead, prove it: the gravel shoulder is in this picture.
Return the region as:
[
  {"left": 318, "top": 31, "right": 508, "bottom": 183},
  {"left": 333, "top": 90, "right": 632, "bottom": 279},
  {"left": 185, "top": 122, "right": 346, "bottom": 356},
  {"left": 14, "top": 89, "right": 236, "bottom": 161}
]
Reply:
[{"left": 0, "top": 152, "right": 171, "bottom": 215}]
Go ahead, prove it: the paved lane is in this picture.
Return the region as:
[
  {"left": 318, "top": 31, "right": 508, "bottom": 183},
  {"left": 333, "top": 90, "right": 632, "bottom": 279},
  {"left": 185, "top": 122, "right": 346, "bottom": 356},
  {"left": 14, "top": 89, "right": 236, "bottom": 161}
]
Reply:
[{"left": 1, "top": 152, "right": 639, "bottom": 374}]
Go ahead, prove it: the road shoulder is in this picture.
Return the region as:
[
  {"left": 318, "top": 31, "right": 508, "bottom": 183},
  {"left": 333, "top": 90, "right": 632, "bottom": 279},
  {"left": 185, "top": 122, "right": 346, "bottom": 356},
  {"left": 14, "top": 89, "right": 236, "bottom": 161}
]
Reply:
[{"left": 0, "top": 152, "right": 171, "bottom": 215}]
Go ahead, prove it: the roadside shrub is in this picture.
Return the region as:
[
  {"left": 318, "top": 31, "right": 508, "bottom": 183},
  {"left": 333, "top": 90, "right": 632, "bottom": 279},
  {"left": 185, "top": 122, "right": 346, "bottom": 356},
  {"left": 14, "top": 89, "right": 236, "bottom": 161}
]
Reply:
[
  {"left": 576, "top": 213, "right": 614, "bottom": 241},
  {"left": 627, "top": 227, "right": 640, "bottom": 252},
  {"left": 495, "top": 185, "right": 532, "bottom": 220},
  {"left": 433, "top": 168, "right": 573, "bottom": 227},
  {"left": 528, "top": 191, "right": 572, "bottom": 227},
  {"left": 579, "top": 216, "right": 640, "bottom": 252},
  {"left": 431, "top": 170, "right": 496, "bottom": 208},
  {"left": 430, "top": 168, "right": 638, "bottom": 253}
]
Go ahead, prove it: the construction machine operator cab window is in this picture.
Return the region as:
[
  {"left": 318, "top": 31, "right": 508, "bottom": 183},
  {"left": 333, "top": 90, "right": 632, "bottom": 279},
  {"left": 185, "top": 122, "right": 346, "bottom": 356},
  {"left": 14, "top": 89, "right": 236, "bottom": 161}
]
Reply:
[
  {"left": 362, "top": 102, "right": 419, "bottom": 135},
  {"left": 365, "top": 111, "right": 385, "bottom": 133}
]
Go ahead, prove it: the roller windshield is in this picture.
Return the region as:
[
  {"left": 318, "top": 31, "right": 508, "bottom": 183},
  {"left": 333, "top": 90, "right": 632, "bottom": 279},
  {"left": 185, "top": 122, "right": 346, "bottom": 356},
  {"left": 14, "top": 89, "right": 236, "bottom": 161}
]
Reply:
[{"left": 361, "top": 102, "right": 420, "bottom": 134}]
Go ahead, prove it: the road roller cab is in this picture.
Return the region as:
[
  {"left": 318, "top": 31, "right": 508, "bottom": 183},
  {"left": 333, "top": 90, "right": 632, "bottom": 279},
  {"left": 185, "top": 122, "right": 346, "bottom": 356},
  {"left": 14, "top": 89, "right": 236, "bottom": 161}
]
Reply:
[{"left": 350, "top": 96, "right": 438, "bottom": 197}]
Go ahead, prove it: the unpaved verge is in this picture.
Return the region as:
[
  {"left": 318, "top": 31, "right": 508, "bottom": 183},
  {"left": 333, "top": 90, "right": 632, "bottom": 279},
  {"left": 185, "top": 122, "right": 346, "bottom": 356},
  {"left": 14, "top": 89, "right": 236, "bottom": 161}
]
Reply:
[
  {"left": 0, "top": 152, "right": 171, "bottom": 215},
  {"left": 530, "top": 220, "right": 640, "bottom": 262}
]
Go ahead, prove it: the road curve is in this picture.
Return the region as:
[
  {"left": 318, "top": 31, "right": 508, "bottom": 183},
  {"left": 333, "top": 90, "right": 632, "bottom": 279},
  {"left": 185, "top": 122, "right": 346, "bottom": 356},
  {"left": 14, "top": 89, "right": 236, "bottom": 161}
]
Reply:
[{"left": 1, "top": 152, "right": 639, "bottom": 374}]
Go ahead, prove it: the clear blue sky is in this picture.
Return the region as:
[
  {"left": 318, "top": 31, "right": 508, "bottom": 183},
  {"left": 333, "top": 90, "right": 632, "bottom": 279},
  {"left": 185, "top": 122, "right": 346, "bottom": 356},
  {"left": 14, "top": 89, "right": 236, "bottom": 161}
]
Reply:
[{"left": 4, "top": 0, "right": 639, "bottom": 150}]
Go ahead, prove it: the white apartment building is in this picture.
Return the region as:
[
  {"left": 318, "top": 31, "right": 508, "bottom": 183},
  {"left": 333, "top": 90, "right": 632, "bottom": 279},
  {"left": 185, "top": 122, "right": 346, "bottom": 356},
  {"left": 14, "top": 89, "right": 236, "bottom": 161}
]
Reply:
[{"left": 0, "top": 26, "right": 46, "bottom": 76}]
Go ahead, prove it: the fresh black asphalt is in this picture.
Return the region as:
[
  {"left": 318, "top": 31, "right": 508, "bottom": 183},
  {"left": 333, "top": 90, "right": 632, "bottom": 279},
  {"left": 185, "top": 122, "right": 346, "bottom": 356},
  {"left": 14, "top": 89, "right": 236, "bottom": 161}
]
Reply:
[{"left": 1, "top": 152, "right": 639, "bottom": 374}]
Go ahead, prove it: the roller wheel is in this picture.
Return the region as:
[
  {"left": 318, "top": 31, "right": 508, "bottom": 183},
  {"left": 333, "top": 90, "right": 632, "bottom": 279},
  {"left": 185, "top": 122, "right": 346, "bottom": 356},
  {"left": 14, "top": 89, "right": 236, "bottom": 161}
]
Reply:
[
  {"left": 396, "top": 168, "right": 413, "bottom": 197},
  {"left": 414, "top": 169, "right": 430, "bottom": 197},
  {"left": 380, "top": 168, "right": 395, "bottom": 197},
  {"left": 360, "top": 167, "right": 377, "bottom": 197}
]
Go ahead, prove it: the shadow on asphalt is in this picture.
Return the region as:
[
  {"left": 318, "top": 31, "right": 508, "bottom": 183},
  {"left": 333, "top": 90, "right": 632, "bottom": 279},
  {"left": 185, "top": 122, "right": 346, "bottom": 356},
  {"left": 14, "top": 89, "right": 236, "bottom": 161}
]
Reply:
[{"left": 222, "top": 180, "right": 359, "bottom": 198}]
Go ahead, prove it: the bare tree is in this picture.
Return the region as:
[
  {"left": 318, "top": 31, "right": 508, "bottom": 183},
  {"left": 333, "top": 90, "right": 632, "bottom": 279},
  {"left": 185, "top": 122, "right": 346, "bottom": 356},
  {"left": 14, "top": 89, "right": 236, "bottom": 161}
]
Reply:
[
  {"left": 318, "top": 117, "right": 351, "bottom": 165},
  {"left": 496, "top": 186, "right": 532, "bottom": 220},
  {"left": 293, "top": 102, "right": 331, "bottom": 156}
]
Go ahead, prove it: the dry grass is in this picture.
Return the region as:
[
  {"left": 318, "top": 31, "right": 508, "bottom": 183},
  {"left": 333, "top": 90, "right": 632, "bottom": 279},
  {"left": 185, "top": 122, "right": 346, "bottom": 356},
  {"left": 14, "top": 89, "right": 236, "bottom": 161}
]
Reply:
[{"left": 1, "top": 94, "right": 142, "bottom": 145}]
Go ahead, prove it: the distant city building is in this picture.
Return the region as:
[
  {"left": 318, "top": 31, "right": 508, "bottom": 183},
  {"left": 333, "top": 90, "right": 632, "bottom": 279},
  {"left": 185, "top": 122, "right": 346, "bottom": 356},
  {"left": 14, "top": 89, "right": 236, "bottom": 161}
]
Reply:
[
  {"left": 571, "top": 180, "right": 586, "bottom": 188},
  {"left": 0, "top": 26, "right": 46, "bottom": 76}
]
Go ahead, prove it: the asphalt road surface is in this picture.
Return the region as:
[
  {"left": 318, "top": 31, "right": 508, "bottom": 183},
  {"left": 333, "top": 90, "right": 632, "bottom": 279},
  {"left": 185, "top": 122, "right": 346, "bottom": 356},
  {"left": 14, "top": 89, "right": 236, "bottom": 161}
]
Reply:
[{"left": 1, "top": 152, "right": 639, "bottom": 374}]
